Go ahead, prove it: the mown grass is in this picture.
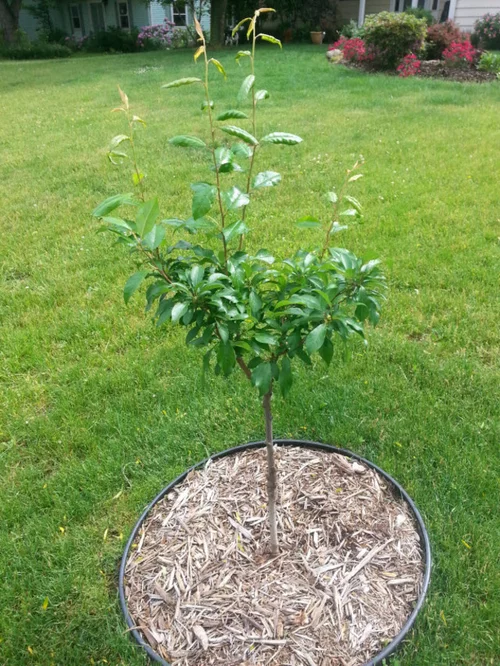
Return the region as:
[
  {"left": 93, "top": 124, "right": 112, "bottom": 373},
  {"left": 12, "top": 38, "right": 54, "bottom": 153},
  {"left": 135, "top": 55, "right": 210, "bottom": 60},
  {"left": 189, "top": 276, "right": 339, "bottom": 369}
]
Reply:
[{"left": 0, "top": 45, "right": 499, "bottom": 665}]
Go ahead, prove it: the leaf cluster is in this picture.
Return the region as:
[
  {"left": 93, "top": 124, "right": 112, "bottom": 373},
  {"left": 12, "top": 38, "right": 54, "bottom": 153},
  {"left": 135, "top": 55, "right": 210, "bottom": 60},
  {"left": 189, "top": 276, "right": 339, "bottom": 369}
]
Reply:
[{"left": 93, "top": 10, "right": 386, "bottom": 400}]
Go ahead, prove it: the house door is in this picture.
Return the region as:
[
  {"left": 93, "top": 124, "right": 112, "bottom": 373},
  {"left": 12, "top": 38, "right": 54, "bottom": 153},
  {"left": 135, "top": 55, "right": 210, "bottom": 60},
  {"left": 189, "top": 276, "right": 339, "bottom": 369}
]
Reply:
[
  {"left": 69, "top": 4, "right": 84, "bottom": 38},
  {"left": 90, "top": 2, "right": 106, "bottom": 32}
]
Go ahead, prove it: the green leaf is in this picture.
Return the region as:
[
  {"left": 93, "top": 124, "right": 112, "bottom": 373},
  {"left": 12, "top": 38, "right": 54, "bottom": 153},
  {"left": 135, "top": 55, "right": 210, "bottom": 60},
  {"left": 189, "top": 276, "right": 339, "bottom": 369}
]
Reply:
[
  {"left": 190, "top": 265, "right": 204, "bottom": 287},
  {"left": 124, "top": 271, "right": 148, "bottom": 304},
  {"left": 235, "top": 49, "right": 251, "bottom": 63},
  {"left": 221, "top": 125, "right": 258, "bottom": 146},
  {"left": 92, "top": 193, "right": 136, "bottom": 218},
  {"left": 252, "top": 171, "right": 281, "bottom": 188},
  {"left": 162, "top": 217, "right": 185, "bottom": 229},
  {"left": 233, "top": 20, "right": 251, "bottom": 37},
  {"left": 191, "top": 182, "right": 216, "bottom": 220},
  {"left": 296, "top": 216, "right": 321, "bottom": 229},
  {"left": 222, "top": 219, "right": 249, "bottom": 242},
  {"left": 136, "top": 198, "right": 160, "bottom": 237},
  {"left": 344, "top": 195, "right": 363, "bottom": 214},
  {"left": 231, "top": 143, "right": 253, "bottom": 159},
  {"left": 261, "top": 132, "right": 303, "bottom": 146},
  {"left": 279, "top": 356, "right": 292, "bottom": 398},
  {"left": 249, "top": 290, "right": 262, "bottom": 317},
  {"left": 255, "top": 249, "right": 275, "bottom": 264},
  {"left": 142, "top": 223, "right": 165, "bottom": 250},
  {"left": 132, "top": 171, "right": 144, "bottom": 186},
  {"left": 169, "top": 135, "right": 207, "bottom": 149},
  {"left": 255, "top": 332, "right": 278, "bottom": 345},
  {"left": 216, "top": 109, "right": 249, "bottom": 121},
  {"left": 109, "top": 134, "right": 130, "bottom": 150},
  {"left": 172, "top": 301, "right": 189, "bottom": 323},
  {"left": 222, "top": 186, "right": 250, "bottom": 211},
  {"left": 328, "top": 191, "right": 338, "bottom": 203},
  {"left": 237, "top": 74, "right": 255, "bottom": 102},
  {"left": 214, "top": 146, "right": 233, "bottom": 169},
  {"left": 349, "top": 173, "right": 363, "bottom": 182},
  {"left": 162, "top": 77, "right": 203, "bottom": 89},
  {"left": 255, "top": 89, "right": 270, "bottom": 102},
  {"left": 201, "top": 100, "right": 214, "bottom": 111},
  {"left": 305, "top": 323, "right": 327, "bottom": 354},
  {"left": 318, "top": 337, "right": 333, "bottom": 365},
  {"left": 340, "top": 208, "right": 359, "bottom": 217},
  {"left": 209, "top": 58, "right": 227, "bottom": 78},
  {"left": 258, "top": 33, "right": 282, "bottom": 47},
  {"left": 251, "top": 362, "right": 272, "bottom": 396},
  {"left": 217, "top": 341, "right": 235, "bottom": 376}
]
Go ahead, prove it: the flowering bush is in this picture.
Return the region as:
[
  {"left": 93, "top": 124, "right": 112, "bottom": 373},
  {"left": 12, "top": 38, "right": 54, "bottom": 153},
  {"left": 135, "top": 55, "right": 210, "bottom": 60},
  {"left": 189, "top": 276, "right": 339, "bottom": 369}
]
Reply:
[
  {"left": 342, "top": 37, "right": 368, "bottom": 63},
  {"left": 137, "top": 19, "right": 174, "bottom": 50},
  {"left": 329, "top": 35, "right": 348, "bottom": 51},
  {"left": 426, "top": 20, "right": 461, "bottom": 59},
  {"left": 473, "top": 12, "right": 500, "bottom": 49},
  {"left": 442, "top": 40, "right": 477, "bottom": 68},
  {"left": 64, "top": 35, "right": 88, "bottom": 51},
  {"left": 397, "top": 53, "right": 421, "bottom": 77},
  {"left": 363, "top": 11, "right": 427, "bottom": 69}
]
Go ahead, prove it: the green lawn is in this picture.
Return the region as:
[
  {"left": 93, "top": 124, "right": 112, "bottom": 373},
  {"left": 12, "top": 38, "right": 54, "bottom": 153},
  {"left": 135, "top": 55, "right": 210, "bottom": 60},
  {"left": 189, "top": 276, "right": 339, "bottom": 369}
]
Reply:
[{"left": 1, "top": 45, "right": 499, "bottom": 665}]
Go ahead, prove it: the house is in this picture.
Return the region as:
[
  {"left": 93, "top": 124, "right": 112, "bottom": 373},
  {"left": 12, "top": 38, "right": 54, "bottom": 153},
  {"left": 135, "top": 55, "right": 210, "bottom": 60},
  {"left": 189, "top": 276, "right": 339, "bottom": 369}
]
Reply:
[
  {"left": 18, "top": 0, "right": 209, "bottom": 41},
  {"left": 339, "top": 0, "right": 494, "bottom": 31}
]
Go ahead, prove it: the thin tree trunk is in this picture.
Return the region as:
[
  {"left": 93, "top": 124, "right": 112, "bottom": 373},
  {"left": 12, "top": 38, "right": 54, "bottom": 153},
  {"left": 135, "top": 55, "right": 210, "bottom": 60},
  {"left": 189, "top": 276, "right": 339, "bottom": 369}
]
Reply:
[
  {"left": 209, "top": 0, "right": 227, "bottom": 47},
  {"left": 262, "top": 388, "right": 278, "bottom": 556},
  {"left": 0, "top": 0, "right": 22, "bottom": 45}
]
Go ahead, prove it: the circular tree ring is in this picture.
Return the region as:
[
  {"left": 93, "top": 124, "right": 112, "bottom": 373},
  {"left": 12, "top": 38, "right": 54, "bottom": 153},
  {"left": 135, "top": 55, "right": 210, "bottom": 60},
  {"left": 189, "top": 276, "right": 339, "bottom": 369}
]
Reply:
[{"left": 119, "top": 440, "right": 431, "bottom": 666}]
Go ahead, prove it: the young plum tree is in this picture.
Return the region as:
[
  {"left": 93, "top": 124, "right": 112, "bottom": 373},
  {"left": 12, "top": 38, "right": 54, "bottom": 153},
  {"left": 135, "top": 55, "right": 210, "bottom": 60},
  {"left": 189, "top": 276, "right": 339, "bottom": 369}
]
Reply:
[{"left": 93, "top": 8, "right": 385, "bottom": 556}]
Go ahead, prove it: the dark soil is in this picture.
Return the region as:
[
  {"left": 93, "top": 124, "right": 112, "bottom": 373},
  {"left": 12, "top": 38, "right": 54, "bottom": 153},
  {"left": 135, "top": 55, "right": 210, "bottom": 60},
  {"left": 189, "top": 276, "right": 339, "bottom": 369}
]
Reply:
[{"left": 338, "top": 59, "right": 498, "bottom": 83}]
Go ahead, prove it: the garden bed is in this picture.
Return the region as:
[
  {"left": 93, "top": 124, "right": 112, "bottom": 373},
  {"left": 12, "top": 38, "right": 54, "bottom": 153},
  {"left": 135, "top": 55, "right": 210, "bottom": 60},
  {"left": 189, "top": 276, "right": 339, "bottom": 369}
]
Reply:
[
  {"left": 337, "top": 59, "right": 497, "bottom": 83},
  {"left": 123, "top": 445, "right": 426, "bottom": 666}
]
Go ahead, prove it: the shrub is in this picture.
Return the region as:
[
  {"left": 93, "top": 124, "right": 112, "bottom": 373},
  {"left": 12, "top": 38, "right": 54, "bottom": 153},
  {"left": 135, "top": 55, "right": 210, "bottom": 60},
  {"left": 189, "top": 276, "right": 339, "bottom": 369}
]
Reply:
[
  {"left": 363, "top": 11, "right": 427, "bottom": 69},
  {"left": 442, "top": 40, "right": 477, "bottom": 68},
  {"left": 340, "top": 19, "right": 364, "bottom": 39},
  {"left": 405, "top": 7, "right": 435, "bottom": 27},
  {"left": 473, "top": 12, "right": 500, "bottom": 50},
  {"left": 426, "top": 20, "right": 461, "bottom": 59},
  {"left": 329, "top": 35, "right": 348, "bottom": 51},
  {"left": 171, "top": 26, "right": 193, "bottom": 48},
  {"left": 397, "top": 53, "right": 421, "bottom": 77},
  {"left": 84, "top": 26, "right": 140, "bottom": 53},
  {"left": 1, "top": 41, "right": 72, "bottom": 59},
  {"left": 477, "top": 50, "right": 500, "bottom": 73},
  {"left": 342, "top": 37, "right": 369, "bottom": 63},
  {"left": 137, "top": 18, "right": 175, "bottom": 50}
]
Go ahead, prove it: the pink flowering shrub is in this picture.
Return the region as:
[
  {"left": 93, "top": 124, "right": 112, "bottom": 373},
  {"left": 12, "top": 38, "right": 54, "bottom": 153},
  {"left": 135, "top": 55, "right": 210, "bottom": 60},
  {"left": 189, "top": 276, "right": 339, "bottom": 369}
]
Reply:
[
  {"left": 342, "top": 38, "right": 368, "bottom": 63},
  {"left": 473, "top": 12, "right": 500, "bottom": 49},
  {"left": 137, "top": 18, "right": 174, "bottom": 50},
  {"left": 442, "top": 40, "right": 477, "bottom": 68},
  {"left": 397, "top": 53, "right": 421, "bottom": 77},
  {"left": 329, "top": 36, "right": 348, "bottom": 51}
]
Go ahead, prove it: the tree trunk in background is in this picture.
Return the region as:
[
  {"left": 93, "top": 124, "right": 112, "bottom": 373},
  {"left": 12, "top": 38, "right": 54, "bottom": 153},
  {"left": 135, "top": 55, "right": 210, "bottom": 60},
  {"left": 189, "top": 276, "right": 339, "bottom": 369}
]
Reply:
[
  {"left": 0, "top": 0, "right": 22, "bottom": 44},
  {"left": 210, "top": 0, "right": 227, "bottom": 47}
]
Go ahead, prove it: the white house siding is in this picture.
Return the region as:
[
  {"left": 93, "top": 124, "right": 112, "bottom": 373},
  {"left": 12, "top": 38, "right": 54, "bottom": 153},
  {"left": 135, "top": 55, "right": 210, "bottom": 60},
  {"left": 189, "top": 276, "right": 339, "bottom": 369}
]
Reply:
[{"left": 453, "top": 0, "right": 499, "bottom": 32}]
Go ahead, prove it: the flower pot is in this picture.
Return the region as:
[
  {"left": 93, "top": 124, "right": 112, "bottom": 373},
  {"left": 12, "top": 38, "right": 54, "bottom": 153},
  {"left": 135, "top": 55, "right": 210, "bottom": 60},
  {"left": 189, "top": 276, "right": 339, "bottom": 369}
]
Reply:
[
  {"left": 120, "top": 440, "right": 431, "bottom": 666},
  {"left": 310, "top": 31, "right": 324, "bottom": 45}
]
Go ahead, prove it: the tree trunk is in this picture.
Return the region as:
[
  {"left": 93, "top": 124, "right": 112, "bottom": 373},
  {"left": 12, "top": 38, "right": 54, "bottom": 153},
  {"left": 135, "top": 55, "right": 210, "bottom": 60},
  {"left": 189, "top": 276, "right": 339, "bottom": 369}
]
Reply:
[
  {"left": 209, "top": 0, "right": 227, "bottom": 47},
  {"left": 0, "top": 0, "right": 22, "bottom": 45},
  {"left": 262, "top": 388, "right": 278, "bottom": 556}
]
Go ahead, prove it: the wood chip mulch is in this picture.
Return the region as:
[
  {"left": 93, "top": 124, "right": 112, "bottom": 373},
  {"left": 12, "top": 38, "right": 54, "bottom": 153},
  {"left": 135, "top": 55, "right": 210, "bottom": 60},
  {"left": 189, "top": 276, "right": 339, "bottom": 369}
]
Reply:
[{"left": 124, "top": 446, "right": 424, "bottom": 666}]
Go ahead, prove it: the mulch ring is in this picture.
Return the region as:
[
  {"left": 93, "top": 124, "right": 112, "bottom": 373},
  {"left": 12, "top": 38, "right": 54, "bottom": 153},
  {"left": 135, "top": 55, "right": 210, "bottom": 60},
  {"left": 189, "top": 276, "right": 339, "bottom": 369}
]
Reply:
[{"left": 124, "top": 446, "right": 425, "bottom": 666}]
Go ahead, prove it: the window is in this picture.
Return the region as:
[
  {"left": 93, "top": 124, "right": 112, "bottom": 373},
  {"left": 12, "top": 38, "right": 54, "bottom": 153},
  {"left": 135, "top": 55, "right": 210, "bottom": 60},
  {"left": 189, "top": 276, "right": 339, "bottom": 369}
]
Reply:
[
  {"left": 118, "top": 2, "right": 130, "bottom": 29},
  {"left": 70, "top": 5, "right": 81, "bottom": 30},
  {"left": 172, "top": 2, "right": 187, "bottom": 26}
]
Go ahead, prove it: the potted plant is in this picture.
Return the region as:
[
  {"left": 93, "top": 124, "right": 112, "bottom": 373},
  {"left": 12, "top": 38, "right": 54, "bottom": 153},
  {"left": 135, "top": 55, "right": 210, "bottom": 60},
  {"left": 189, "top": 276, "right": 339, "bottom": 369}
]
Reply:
[
  {"left": 310, "top": 25, "right": 325, "bottom": 44},
  {"left": 94, "top": 8, "right": 430, "bottom": 664}
]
